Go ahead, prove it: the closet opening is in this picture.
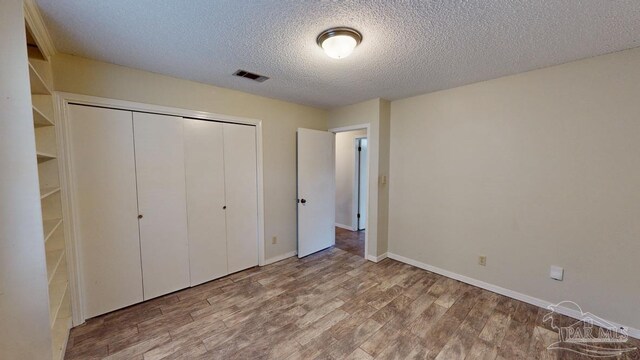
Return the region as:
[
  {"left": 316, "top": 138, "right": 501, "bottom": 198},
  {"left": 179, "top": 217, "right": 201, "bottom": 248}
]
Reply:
[{"left": 57, "top": 94, "right": 265, "bottom": 324}]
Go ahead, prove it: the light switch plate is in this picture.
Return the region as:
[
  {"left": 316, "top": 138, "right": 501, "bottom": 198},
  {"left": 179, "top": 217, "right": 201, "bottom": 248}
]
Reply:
[{"left": 550, "top": 265, "right": 564, "bottom": 281}]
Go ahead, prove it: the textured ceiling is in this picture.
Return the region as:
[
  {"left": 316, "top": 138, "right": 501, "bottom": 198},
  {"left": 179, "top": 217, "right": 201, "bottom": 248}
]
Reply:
[{"left": 36, "top": 0, "right": 640, "bottom": 109}]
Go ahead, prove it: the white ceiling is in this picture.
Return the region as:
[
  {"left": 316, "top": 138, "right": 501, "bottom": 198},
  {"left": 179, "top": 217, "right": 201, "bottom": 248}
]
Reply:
[{"left": 36, "top": 0, "right": 640, "bottom": 109}]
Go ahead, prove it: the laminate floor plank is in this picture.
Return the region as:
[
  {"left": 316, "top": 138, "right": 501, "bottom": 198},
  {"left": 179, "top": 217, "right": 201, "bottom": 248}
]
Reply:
[{"left": 63, "top": 247, "right": 639, "bottom": 360}]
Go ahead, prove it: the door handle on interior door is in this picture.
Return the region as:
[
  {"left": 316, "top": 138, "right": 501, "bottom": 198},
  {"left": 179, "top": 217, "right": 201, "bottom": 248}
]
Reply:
[
  {"left": 138, "top": 214, "right": 143, "bottom": 219},
  {"left": 300, "top": 199, "right": 307, "bottom": 204}
]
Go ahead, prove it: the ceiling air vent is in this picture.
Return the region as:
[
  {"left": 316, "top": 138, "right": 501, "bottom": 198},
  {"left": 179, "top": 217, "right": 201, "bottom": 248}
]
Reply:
[{"left": 233, "top": 69, "right": 269, "bottom": 83}]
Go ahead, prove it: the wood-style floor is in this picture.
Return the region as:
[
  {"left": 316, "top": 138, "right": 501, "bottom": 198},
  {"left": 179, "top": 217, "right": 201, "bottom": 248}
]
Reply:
[
  {"left": 335, "top": 227, "right": 365, "bottom": 257},
  {"left": 64, "top": 247, "right": 639, "bottom": 360}
]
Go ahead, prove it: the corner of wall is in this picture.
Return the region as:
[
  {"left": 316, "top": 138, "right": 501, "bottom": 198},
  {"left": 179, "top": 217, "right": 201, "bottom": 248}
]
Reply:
[{"left": 376, "top": 99, "right": 391, "bottom": 255}]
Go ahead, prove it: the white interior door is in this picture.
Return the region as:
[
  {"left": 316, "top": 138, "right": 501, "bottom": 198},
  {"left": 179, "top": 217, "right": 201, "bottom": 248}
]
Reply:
[
  {"left": 297, "top": 128, "right": 336, "bottom": 258},
  {"left": 67, "top": 105, "right": 143, "bottom": 318},
  {"left": 358, "top": 138, "right": 368, "bottom": 230},
  {"left": 184, "top": 118, "right": 228, "bottom": 285},
  {"left": 223, "top": 123, "right": 259, "bottom": 273},
  {"left": 133, "top": 112, "right": 190, "bottom": 299}
]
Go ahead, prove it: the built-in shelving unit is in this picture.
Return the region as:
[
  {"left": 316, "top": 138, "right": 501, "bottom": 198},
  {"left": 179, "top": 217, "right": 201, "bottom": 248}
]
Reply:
[
  {"left": 40, "top": 186, "right": 61, "bottom": 200},
  {"left": 43, "top": 218, "right": 63, "bottom": 243},
  {"left": 36, "top": 151, "right": 57, "bottom": 163},
  {"left": 25, "top": 21, "right": 72, "bottom": 360},
  {"left": 28, "top": 62, "right": 52, "bottom": 95},
  {"left": 33, "top": 95, "right": 55, "bottom": 127}
]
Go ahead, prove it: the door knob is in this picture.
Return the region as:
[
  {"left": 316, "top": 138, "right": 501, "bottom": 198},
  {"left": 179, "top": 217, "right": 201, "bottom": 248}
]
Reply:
[
  {"left": 138, "top": 214, "right": 143, "bottom": 219},
  {"left": 223, "top": 206, "right": 227, "bottom": 210},
  {"left": 300, "top": 199, "right": 307, "bottom": 204}
]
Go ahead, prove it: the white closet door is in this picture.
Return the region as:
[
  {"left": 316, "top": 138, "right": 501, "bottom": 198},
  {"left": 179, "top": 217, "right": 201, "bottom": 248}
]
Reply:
[
  {"left": 184, "top": 118, "right": 228, "bottom": 286},
  {"left": 223, "top": 123, "right": 259, "bottom": 273},
  {"left": 133, "top": 112, "right": 190, "bottom": 299},
  {"left": 67, "top": 105, "right": 143, "bottom": 318}
]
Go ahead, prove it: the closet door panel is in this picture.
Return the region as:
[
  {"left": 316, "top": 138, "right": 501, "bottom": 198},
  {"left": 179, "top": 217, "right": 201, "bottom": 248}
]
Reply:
[
  {"left": 133, "top": 112, "right": 190, "bottom": 299},
  {"left": 184, "top": 119, "right": 228, "bottom": 286},
  {"left": 67, "top": 105, "right": 143, "bottom": 318},
  {"left": 223, "top": 123, "right": 259, "bottom": 273}
]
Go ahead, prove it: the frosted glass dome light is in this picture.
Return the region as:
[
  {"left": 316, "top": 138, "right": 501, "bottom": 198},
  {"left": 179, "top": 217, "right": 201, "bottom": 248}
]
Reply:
[{"left": 317, "top": 27, "right": 362, "bottom": 59}]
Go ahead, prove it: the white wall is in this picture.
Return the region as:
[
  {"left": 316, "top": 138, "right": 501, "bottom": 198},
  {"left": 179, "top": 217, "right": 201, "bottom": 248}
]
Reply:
[
  {"left": 389, "top": 47, "right": 640, "bottom": 330},
  {"left": 0, "top": 1, "right": 53, "bottom": 358},
  {"left": 335, "top": 129, "right": 366, "bottom": 229},
  {"left": 50, "top": 54, "right": 328, "bottom": 262}
]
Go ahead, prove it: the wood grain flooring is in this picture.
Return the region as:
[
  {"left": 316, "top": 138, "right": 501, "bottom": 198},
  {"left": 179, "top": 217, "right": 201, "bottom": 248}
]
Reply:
[
  {"left": 335, "top": 227, "right": 365, "bottom": 257},
  {"left": 64, "top": 247, "right": 639, "bottom": 359}
]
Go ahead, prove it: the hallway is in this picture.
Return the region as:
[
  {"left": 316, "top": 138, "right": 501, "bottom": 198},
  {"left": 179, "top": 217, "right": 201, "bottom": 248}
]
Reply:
[{"left": 335, "top": 227, "right": 365, "bottom": 258}]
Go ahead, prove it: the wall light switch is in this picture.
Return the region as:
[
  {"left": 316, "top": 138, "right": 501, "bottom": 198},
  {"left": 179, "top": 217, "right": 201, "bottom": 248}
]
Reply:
[
  {"left": 380, "top": 175, "right": 387, "bottom": 185},
  {"left": 272, "top": 236, "right": 277, "bottom": 245},
  {"left": 550, "top": 265, "right": 564, "bottom": 281}
]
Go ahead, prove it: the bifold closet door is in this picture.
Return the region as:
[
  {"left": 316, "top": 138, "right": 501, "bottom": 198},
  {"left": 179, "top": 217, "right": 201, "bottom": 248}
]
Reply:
[
  {"left": 67, "top": 105, "right": 143, "bottom": 318},
  {"left": 223, "top": 123, "right": 259, "bottom": 273},
  {"left": 133, "top": 112, "right": 190, "bottom": 300},
  {"left": 184, "top": 119, "right": 228, "bottom": 286}
]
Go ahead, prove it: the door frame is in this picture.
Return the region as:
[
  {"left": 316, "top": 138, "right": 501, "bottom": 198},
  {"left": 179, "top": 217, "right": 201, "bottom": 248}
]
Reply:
[
  {"left": 354, "top": 136, "right": 367, "bottom": 231},
  {"left": 55, "top": 92, "right": 266, "bottom": 326},
  {"left": 329, "top": 124, "right": 370, "bottom": 260}
]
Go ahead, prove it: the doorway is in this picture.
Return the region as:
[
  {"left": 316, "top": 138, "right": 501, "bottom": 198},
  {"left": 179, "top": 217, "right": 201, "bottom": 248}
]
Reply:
[
  {"left": 334, "top": 129, "right": 368, "bottom": 257},
  {"left": 296, "top": 124, "right": 370, "bottom": 260}
]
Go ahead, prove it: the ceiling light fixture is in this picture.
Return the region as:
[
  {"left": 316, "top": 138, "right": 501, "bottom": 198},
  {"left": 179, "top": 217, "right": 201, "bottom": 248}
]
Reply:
[{"left": 316, "top": 27, "right": 362, "bottom": 59}]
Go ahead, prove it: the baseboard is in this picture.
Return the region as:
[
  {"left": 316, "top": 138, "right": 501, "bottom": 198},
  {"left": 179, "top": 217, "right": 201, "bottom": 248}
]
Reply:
[
  {"left": 264, "top": 250, "right": 297, "bottom": 265},
  {"left": 366, "top": 252, "right": 388, "bottom": 263},
  {"left": 335, "top": 223, "right": 356, "bottom": 231},
  {"left": 387, "top": 252, "right": 640, "bottom": 339}
]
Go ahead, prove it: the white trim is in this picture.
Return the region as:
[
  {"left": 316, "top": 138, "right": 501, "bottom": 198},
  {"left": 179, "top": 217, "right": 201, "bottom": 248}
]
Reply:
[
  {"left": 335, "top": 223, "right": 356, "bottom": 231},
  {"left": 23, "top": 0, "right": 56, "bottom": 59},
  {"left": 329, "top": 124, "right": 370, "bottom": 133},
  {"left": 55, "top": 92, "right": 266, "bottom": 325},
  {"left": 351, "top": 137, "right": 359, "bottom": 231},
  {"left": 255, "top": 120, "right": 266, "bottom": 267},
  {"left": 366, "top": 252, "right": 388, "bottom": 263},
  {"left": 387, "top": 252, "right": 640, "bottom": 339},
  {"left": 329, "top": 124, "right": 372, "bottom": 262},
  {"left": 264, "top": 251, "right": 297, "bottom": 265},
  {"left": 352, "top": 136, "right": 367, "bottom": 232},
  {"left": 54, "top": 94, "right": 83, "bottom": 327}
]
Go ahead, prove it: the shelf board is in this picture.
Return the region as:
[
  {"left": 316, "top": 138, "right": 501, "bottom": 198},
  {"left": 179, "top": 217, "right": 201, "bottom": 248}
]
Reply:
[
  {"left": 33, "top": 104, "right": 54, "bottom": 127},
  {"left": 46, "top": 249, "right": 64, "bottom": 285},
  {"left": 28, "top": 62, "right": 52, "bottom": 95},
  {"left": 40, "top": 186, "right": 60, "bottom": 200},
  {"left": 51, "top": 294, "right": 71, "bottom": 360},
  {"left": 48, "top": 280, "right": 68, "bottom": 327},
  {"left": 43, "top": 218, "right": 63, "bottom": 243},
  {"left": 51, "top": 315, "right": 71, "bottom": 360},
  {"left": 36, "top": 151, "right": 56, "bottom": 164}
]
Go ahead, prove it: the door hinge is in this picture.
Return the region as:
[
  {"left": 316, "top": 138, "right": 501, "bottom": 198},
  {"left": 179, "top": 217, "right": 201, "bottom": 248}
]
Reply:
[
  {"left": 358, "top": 146, "right": 362, "bottom": 151},
  {"left": 357, "top": 213, "right": 361, "bottom": 218}
]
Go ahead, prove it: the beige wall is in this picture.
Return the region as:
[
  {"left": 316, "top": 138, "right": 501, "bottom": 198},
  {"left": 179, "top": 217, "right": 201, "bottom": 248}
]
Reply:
[
  {"left": 0, "top": 1, "right": 53, "bottom": 358},
  {"left": 377, "top": 100, "right": 390, "bottom": 255},
  {"left": 328, "top": 98, "right": 390, "bottom": 258},
  {"left": 335, "top": 129, "right": 367, "bottom": 229},
  {"left": 51, "top": 54, "right": 328, "bottom": 261},
  {"left": 389, "top": 47, "right": 640, "bottom": 330}
]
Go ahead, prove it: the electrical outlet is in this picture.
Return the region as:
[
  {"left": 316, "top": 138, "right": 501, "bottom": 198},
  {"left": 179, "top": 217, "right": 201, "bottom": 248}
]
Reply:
[
  {"left": 272, "top": 236, "right": 277, "bottom": 245},
  {"left": 550, "top": 265, "right": 564, "bottom": 281},
  {"left": 479, "top": 255, "right": 487, "bottom": 266}
]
